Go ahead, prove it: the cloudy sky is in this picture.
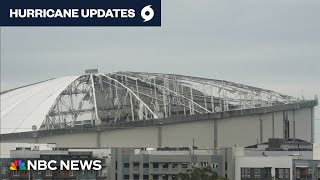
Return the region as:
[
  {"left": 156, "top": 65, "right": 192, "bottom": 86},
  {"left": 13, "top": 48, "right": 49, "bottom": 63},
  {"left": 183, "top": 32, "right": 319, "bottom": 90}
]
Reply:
[{"left": 1, "top": 0, "right": 319, "bottom": 138}]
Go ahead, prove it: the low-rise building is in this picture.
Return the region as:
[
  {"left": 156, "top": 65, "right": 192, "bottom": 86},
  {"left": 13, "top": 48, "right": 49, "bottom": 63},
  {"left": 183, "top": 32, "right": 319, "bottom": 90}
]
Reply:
[
  {"left": 233, "top": 139, "right": 320, "bottom": 180},
  {"left": 109, "top": 147, "right": 221, "bottom": 180},
  {"left": 1, "top": 138, "right": 320, "bottom": 180}
]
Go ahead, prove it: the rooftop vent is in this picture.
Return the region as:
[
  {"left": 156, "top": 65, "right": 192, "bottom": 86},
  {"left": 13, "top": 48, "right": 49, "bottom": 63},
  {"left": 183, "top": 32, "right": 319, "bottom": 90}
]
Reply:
[{"left": 85, "top": 69, "right": 99, "bottom": 74}]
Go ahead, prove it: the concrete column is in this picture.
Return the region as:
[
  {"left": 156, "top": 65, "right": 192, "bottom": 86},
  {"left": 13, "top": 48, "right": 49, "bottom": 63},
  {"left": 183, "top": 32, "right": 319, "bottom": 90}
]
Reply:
[
  {"left": 271, "top": 168, "right": 275, "bottom": 179},
  {"left": 293, "top": 110, "right": 296, "bottom": 140},
  {"left": 283, "top": 111, "right": 286, "bottom": 139},
  {"left": 96, "top": 130, "right": 101, "bottom": 148},
  {"left": 311, "top": 107, "right": 315, "bottom": 143},
  {"left": 158, "top": 126, "right": 162, "bottom": 148},
  {"left": 32, "top": 131, "right": 39, "bottom": 143},
  {"left": 214, "top": 119, "right": 218, "bottom": 148},
  {"left": 260, "top": 114, "right": 263, "bottom": 143},
  {"left": 272, "top": 112, "right": 275, "bottom": 138}
]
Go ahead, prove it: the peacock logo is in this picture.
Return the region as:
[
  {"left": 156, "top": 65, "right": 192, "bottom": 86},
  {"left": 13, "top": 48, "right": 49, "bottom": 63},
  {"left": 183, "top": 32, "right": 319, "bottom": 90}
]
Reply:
[{"left": 10, "top": 160, "right": 27, "bottom": 171}]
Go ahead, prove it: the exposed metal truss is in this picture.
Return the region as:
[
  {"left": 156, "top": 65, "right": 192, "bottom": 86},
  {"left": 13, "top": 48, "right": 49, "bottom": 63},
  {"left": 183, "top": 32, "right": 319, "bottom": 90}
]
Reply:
[{"left": 39, "top": 71, "right": 298, "bottom": 130}]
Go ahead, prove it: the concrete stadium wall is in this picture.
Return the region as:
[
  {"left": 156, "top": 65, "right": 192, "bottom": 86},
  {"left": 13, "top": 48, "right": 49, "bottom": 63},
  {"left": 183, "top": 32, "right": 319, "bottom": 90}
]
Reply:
[
  {"left": 38, "top": 132, "right": 97, "bottom": 147},
  {"left": 159, "top": 107, "right": 311, "bottom": 148},
  {"left": 100, "top": 127, "right": 159, "bottom": 147},
  {"left": 32, "top": 127, "right": 160, "bottom": 148},
  {"left": 218, "top": 114, "right": 260, "bottom": 148},
  {"left": 294, "top": 108, "right": 313, "bottom": 142},
  {"left": 1, "top": 103, "right": 315, "bottom": 149},
  {"left": 161, "top": 120, "right": 215, "bottom": 148}
]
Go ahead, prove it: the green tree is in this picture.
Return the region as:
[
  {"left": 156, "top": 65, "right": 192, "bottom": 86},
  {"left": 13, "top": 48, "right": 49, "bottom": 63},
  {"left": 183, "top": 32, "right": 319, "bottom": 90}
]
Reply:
[{"left": 178, "top": 166, "right": 228, "bottom": 180}]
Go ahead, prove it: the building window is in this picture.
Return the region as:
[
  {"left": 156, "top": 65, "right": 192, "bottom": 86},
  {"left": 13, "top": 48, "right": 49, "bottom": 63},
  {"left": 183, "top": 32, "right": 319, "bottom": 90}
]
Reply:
[
  {"left": 2, "top": 167, "right": 8, "bottom": 175},
  {"left": 225, "top": 162, "right": 227, "bottom": 170},
  {"left": 212, "top": 163, "right": 218, "bottom": 168},
  {"left": 246, "top": 168, "right": 250, "bottom": 178},
  {"left": 162, "top": 163, "right": 169, "bottom": 169},
  {"left": 172, "top": 163, "right": 178, "bottom": 169},
  {"left": 115, "top": 161, "right": 118, "bottom": 170},
  {"left": 124, "top": 163, "right": 130, "bottom": 168},
  {"left": 133, "top": 174, "right": 139, "bottom": 179},
  {"left": 153, "top": 175, "right": 159, "bottom": 180},
  {"left": 296, "top": 168, "right": 300, "bottom": 178},
  {"left": 172, "top": 175, "right": 178, "bottom": 180},
  {"left": 46, "top": 170, "right": 52, "bottom": 176},
  {"left": 201, "top": 162, "right": 208, "bottom": 168},
  {"left": 192, "top": 163, "right": 197, "bottom": 168},
  {"left": 124, "top": 175, "right": 129, "bottom": 179},
  {"left": 241, "top": 168, "right": 271, "bottom": 179},
  {"left": 265, "top": 168, "right": 272, "bottom": 177},
  {"left": 13, "top": 170, "right": 18, "bottom": 176},
  {"left": 276, "top": 168, "right": 290, "bottom": 179},
  {"left": 133, "top": 162, "right": 139, "bottom": 170},
  {"left": 143, "top": 175, "right": 149, "bottom": 180},
  {"left": 254, "top": 168, "right": 260, "bottom": 178},
  {"left": 163, "top": 174, "right": 169, "bottom": 180},
  {"left": 241, "top": 168, "right": 251, "bottom": 178},
  {"left": 153, "top": 163, "right": 159, "bottom": 169},
  {"left": 285, "top": 168, "right": 290, "bottom": 178},
  {"left": 279, "top": 169, "right": 284, "bottom": 178},
  {"left": 296, "top": 167, "right": 307, "bottom": 179},
  {"left": 143, "top": 163, "right": 149, "bottom": 168},
  {"left": 182, "top": 163, "right": 188, "bottom": 168},
  {"left": 308, "top": 168, "right": 312, "bottom": 178}
]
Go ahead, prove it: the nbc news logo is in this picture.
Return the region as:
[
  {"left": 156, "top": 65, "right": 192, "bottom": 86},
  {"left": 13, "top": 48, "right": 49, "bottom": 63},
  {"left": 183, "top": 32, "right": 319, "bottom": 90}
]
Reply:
[
  {"left": 10, "top": 160, "right": 27, "bottom": 171},
  {"left": 9, "top": 159, "right": 102, "bottom": 171}
]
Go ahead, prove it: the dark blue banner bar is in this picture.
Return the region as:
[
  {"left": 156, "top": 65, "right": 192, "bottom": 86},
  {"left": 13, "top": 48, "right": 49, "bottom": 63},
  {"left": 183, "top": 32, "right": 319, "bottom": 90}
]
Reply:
[{"left": 0, "top": 0, "right": 161, "bottom": 26}]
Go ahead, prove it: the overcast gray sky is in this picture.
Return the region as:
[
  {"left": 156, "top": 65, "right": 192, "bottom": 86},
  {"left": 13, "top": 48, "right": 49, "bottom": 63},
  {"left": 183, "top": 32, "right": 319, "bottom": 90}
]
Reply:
[{"left": 1, "top": 0, "right": 319, "bottom": 139}]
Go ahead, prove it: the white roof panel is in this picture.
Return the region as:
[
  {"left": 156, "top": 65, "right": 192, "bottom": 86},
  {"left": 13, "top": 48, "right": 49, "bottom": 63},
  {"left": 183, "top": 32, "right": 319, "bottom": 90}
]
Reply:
[{"left": 0, "top": 76, "right": 79, "bottom": 134}]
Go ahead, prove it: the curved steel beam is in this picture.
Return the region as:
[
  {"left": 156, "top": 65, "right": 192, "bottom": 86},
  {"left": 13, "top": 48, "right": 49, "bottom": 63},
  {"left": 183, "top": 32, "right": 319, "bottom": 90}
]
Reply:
[
  {"left": 113, "top": 72, "right": 212, "bottom": 114},
  {"left": 90, "top": 74, "right": 100, "bottom": 124},
  {"left": 125, "top": 71, "right": 297, "bottom": 102},
  {"left": 99, "top": 73, "right": 159, "bottom": 119}
]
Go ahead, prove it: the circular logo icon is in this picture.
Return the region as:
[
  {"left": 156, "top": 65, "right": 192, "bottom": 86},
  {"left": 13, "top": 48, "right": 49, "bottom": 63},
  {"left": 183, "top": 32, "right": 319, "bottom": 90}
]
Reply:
[{"left": 141, "top": 5, "right": 154, "bottom": 22}]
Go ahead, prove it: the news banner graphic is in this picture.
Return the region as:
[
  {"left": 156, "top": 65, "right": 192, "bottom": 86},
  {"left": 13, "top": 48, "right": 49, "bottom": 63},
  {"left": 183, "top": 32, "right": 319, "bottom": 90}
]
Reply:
[
  {"left": 0, "top": 0, "right": 161, "bottom": 26},
  {"left": 9, "top": 159, "right": 102, "bottom": 171}
]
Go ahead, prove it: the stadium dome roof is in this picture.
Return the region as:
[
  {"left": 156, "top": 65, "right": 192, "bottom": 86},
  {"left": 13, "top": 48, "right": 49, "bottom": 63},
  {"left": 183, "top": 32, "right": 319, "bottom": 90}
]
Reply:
[
  {"left": 1, "top": 76, "right": 79, "bottom": 134},
  {"left": 0, "top": 71, "right": 298, "bottom": 134}
]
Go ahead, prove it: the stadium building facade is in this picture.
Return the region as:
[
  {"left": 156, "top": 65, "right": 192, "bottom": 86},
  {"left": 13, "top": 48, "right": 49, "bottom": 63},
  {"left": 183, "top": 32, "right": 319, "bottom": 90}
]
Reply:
[{"left": 0, "top": 71, "right": 318, "bottom": 149}]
